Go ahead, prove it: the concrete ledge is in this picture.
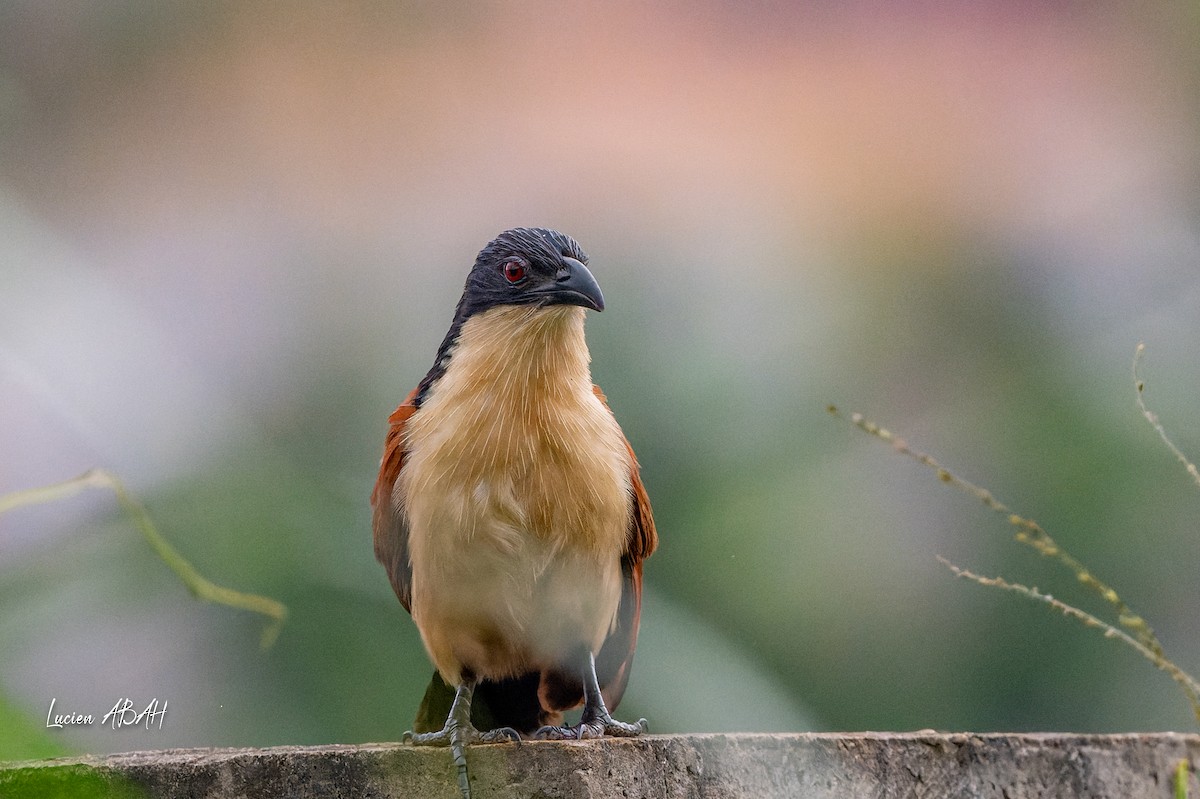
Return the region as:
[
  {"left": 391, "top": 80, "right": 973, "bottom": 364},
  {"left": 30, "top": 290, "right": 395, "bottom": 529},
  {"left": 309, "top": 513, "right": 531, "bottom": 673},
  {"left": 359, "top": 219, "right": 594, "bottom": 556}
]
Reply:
[{"left": 2, "top": 733, "right": 1198, "bottom": 798}]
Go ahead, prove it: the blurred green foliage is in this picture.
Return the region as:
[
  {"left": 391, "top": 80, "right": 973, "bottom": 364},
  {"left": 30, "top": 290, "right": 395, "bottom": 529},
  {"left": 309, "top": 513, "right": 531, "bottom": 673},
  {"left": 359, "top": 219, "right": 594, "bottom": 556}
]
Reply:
[{"left": 0, "top": 693, "right": 64, "bottom": 762}]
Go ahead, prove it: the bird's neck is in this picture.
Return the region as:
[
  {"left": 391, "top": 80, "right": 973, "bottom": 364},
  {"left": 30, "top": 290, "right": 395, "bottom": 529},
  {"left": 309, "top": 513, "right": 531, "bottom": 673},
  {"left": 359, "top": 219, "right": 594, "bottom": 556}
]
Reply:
[{"left": 431, "top": 305, "right": 593, "bottom": 405}]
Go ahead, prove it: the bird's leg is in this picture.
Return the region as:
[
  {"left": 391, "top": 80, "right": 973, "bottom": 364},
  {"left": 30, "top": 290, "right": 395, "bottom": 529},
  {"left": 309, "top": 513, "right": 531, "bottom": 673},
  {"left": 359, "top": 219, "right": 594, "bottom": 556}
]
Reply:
[
  {"left": 535, "top": 652, "right": 648, "bottom": 740},
  {"left": 403, "top": 680, "right": 520, "bottom": 799}
]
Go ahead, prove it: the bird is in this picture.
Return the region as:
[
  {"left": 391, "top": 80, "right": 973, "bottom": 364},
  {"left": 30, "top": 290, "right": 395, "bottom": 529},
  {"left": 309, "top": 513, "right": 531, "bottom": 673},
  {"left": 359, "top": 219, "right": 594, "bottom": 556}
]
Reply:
[{"left": 370, "top": 228, "right": 657, "bottom": 798}]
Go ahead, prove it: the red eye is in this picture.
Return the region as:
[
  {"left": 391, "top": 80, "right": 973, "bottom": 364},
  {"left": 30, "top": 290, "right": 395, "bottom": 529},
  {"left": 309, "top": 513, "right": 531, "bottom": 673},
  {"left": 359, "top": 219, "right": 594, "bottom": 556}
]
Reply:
[{"left": 503, "top": 260, "right": 526, "bottom": 283}]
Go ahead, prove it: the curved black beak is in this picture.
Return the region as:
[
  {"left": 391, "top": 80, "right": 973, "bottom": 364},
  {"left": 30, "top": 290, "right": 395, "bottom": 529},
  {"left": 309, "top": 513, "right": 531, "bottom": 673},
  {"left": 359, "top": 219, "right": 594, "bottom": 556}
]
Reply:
[{"left": 531, "top": 257, "right": 605, "bottom": 312}]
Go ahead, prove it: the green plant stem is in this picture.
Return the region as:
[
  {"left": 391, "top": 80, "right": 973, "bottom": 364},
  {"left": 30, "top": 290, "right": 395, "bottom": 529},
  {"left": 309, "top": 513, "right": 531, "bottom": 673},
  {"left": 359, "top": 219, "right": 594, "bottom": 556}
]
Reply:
[
  {"left": 1134, "top": 343, "right": 1200, "bottom": 491},
  {"left": 1, "top": 469, "right": 287, "bottom": 648}
]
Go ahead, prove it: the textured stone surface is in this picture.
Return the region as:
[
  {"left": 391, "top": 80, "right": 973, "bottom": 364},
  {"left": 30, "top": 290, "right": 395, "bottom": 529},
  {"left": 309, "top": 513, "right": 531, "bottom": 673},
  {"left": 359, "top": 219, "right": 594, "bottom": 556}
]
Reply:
[{"left": 2, "top": 733, "right": 1198, "bottom": 798}]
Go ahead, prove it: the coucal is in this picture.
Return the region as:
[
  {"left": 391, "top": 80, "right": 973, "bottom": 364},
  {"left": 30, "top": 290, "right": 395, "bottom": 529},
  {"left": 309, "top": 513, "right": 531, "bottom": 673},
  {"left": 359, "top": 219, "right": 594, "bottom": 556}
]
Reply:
[{"left": 371, "top": 228, "right": 657, "bottom": 798}]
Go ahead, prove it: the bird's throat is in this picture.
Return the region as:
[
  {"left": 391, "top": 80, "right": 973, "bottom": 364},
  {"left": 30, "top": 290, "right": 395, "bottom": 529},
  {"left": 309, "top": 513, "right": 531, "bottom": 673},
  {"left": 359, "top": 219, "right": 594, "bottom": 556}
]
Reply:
[{"left": 432, "top": 305, "right": 593, "bottom": 408}]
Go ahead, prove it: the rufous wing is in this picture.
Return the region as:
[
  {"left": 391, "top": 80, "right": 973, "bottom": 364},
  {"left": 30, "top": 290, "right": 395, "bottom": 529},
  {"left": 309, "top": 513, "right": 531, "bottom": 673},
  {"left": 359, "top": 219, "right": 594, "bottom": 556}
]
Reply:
[{"left": 371, "top": 387, "right": 420, "bottom": 612}]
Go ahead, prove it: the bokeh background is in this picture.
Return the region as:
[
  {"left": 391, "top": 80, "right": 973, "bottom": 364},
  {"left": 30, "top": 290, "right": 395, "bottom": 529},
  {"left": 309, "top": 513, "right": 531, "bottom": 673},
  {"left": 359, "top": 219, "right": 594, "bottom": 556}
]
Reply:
[{"left": 3, "top": 2, "right": 1200, "bottom": 760}]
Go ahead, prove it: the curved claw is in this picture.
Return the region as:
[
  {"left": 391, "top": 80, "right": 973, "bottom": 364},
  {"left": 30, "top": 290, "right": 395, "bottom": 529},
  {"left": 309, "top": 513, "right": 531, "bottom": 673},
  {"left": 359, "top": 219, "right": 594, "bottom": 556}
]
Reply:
[
  {"left": 478, "top": 726, "right": 523, "bottom": 744},
  {"left": 611, "top": 717, "right": 648, "bottom": 737},
  {"left": 533, "top": 723, "right": 575, "bottom": 741}
]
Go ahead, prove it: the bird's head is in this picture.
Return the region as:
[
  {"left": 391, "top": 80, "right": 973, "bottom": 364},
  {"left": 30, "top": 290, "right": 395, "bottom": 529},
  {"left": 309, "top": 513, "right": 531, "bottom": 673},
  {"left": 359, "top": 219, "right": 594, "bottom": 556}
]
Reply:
[
  {"left": 413, "top": 229, "right": 605, "bottom": 405},
  {"left": 458, "top": 228, "right": 604, "bottom": 317}
]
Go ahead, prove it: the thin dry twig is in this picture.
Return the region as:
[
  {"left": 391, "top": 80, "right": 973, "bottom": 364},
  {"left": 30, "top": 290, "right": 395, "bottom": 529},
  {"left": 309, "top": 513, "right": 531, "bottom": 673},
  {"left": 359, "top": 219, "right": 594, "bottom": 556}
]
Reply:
[
  {"left": 938, "top": 557, "right": 1200, "bottom": 720},
  {"left": 1134, "top": 342, "right": 1200, "bottom": 491},
  {"left": 827, "top": 404, "right": 1162, "bottom": 659},
  {"left": 1, "top": 468, "right": 287, "bottom": 648},
  {"left": 830, "top": 355, "right": 1200, "bottom": 723}
]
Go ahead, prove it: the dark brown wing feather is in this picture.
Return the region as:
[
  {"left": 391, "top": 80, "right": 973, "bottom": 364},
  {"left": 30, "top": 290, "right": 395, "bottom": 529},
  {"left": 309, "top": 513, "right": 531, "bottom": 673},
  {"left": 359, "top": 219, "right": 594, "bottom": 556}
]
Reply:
[{"left": 371, "top": 387, "right": 420, "bottom": 612}]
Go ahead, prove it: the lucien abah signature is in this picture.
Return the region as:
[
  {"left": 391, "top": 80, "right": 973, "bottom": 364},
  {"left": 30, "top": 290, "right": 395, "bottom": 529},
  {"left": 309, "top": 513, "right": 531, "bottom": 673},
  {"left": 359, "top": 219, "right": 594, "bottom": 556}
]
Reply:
[{"left": 45, "top": 697, "right": 167, "bottom": 730}]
